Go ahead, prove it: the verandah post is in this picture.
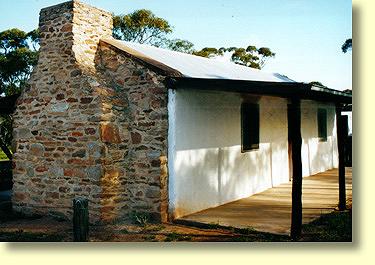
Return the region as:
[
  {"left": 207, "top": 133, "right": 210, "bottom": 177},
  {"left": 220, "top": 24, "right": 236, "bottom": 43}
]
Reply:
[
  {"left": 336, "top": 104, "right": 347, "bottom": 211},
  {"left": 290, "top": 98, "right": 303, "bottom": 240}
]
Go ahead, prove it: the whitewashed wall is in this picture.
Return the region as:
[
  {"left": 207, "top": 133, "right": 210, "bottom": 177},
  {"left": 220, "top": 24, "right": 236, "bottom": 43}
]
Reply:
[
  {"left": 168, "top": 90, "right": 338, "bottom": 219},
  {"left": 301, "top": 100, "right": 338, "bottom": 177}
]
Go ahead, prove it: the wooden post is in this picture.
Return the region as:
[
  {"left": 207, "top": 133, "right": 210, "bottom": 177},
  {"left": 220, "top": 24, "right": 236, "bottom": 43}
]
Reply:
[
  {"left": 73, "top": 198, "right": 89, "bottom": 242},
  {"left": 336, "top": 104, "right": 347, "bottom": 211},
  {"left": 289, "top": 99, "right": 303, "bottom": 240},
  {"left": 341, "top": 115, "right": 349, "bottom": 166}
]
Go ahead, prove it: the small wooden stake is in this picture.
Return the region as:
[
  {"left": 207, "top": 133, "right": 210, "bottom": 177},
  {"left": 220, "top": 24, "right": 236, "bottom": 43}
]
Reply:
[
  {"left": 289, "top": 99, "right": 303, "bottom": 240},
  {"left": 73, "top": 198, "right": 89, "bottom": 242}
]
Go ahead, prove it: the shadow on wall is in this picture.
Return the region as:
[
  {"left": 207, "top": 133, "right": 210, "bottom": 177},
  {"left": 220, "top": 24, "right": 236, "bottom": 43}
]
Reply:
[
  {"left": 94, "top": 41, "right": 170, "bottom": 223},
  {"left": 170, "top": 92, "right": 339, "bottom": 218},
  {"left": 174, "top": 89, "right": 241, "bottom": 151},
  {"left": 173, "top": 141, "right": 289, "bottom": 217},
  {"left": 301, "top": 102, "right": 338, "bottom": 177},
  {"left": 170, "top": 90, "right": 290, "bottom": 218},
  {"left": 92, "top": 41, "right": 129, "bottom": 223}
]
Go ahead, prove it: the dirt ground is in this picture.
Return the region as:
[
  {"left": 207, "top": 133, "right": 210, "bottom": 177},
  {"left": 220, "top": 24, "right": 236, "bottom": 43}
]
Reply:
[
  {"left": 0, "top": 214, "right": 290, "bottom": 242},
  {"left": 0, "top": 168, "right": 352, "bottom": 242},
  {"left": 0, "top": 202, "right": 351, "bottom": 242}
]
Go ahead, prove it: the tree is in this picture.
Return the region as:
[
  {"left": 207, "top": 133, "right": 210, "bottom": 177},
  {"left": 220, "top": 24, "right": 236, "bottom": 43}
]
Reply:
[
  {"left": 0, "top": 28, "right": 39, "bottom": 159},
  {"left": 112, "top": 9, "right": 276, "bottom": 69},
  {"left": 193, "top": 45, "right": 275, "bottom": 69},
  {"left": 166, "top": 39, "right": 195, "bottom": 53},
  {"left": 113, "top": 9, "right": 195, "bottom": 53},
  {"left": 309, "top": 81, "right": 326, "bottom": 87},
  {"left": 0, "top": 114, "right": 13, "bottom": 160},
  {"left": 342, "top": 38, "right": 352, "bottom": 53},
  {"left": 192, "top": 47, "right": 223, "bottom": 58},
  {"left": 113, "top": 9, "right": 172, "bottom": 47},
  {"left": 0, "top": 28, "right": 39, "bottom": 96}
]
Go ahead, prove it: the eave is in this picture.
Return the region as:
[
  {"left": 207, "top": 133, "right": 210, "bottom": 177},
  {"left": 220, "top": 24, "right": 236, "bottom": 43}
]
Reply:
[{"left": 165, "top": 77, "right": 352, "bottom": 104}]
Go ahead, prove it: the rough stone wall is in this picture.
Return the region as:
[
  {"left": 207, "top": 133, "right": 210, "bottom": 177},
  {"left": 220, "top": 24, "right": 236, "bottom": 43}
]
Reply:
[
  {"left": 12, "top": 0, "right": 169, "bottom": 223},
  {"left": 12, "top": 1, "right": 115, "bottom": 222},
  {"left": 95, "top": 42, "right": 169, "bottom": 223}
]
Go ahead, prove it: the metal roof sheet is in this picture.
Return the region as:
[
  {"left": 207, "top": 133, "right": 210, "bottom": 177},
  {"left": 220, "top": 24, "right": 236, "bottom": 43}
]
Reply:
[{"left": 102, "top": 38, "right": 295, "bottom": 83}]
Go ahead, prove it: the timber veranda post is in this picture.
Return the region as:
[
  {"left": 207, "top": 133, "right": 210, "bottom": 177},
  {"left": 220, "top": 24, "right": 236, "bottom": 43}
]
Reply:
[
  {"left": 336, "top": 104, "right": 347, "bottom": 211},
  {"left": 290, "top": 98, "right": 303, "bottom": 240}
]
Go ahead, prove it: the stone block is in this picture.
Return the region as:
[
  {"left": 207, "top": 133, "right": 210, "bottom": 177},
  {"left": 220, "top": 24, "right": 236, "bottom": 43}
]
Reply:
[
  {"left": 15, "top": 128, "right": 32, "bottom": 139},
  {"left": 30, "top": 143, "right": 45, "bottom": 156},
  {"left": 146, "top": 187, "right": 160, "bottom": 199},
  {"left": 50, "top": 102, "right": 69, "bottom": 113},
  {"left": 72, "top": 149, "right": 86, "bottom": 158},
  {"left": 131, "top": 132, "right": 142, "bottom": 144},
  {"left": 100, "top": 123, "right": 121, "bottom": 143},
  {"left": 86, "top": 165, "right": 103, "bottom": 181}
]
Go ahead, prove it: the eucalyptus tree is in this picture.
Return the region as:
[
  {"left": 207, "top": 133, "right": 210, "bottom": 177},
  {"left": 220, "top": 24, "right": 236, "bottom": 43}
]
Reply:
[{"left": 0, "top": 28, "right": 39, "bottom": 159}]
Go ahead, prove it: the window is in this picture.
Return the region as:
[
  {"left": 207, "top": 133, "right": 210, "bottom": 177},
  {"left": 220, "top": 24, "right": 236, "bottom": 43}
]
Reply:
[
  {"left": 317, "top": 108, "right": 327, "bottom": 141},
  {"left": 241, "top": 103, "right": 259, "bottom": 151}
]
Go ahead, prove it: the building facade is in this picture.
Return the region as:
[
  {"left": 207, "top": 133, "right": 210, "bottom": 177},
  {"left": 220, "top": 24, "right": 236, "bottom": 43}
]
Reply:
[{"left": 11, "top": 0, "right": 348, "bottom": 224}]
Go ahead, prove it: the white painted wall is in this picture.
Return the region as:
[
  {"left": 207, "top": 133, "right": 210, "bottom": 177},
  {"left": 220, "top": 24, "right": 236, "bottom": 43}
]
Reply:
[
  {"left": 301, "top": 100, "right": 338, "bottom": 177},
  {"left": 168, "top": 90, "right": 338, "bottom": 219}
]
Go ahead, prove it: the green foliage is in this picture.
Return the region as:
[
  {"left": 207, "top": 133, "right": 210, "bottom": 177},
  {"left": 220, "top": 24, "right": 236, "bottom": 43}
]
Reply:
[
  {"left": 129, "top": 211, "right": 151, "bottom": 226},
  {"left": 112, "top": 9, "right": 275, "bottom": 70},
  {"left": 166, "top": 39, "right": 195, "bottom": 53},
  {"left": 193, "top": 47, "right": 223, "bottom": 58},
  {"left": 231, "top": 47, "right": 260, "bottom": 69},
  {"left": 113, "top": 9, "right": 195, "bottom": 54},
  {"left": 194, "top": 45, "right": 275, "bottom": 69},
  {"left": 0, "top": 114, "right": 13, "bottom": 153},
  {"left": 26, "top": 29, "right": 40, "bottom": 51},
  {"left": 342, "top": 38, "right": 352, "bottom": 53},
  {"left": 0, "top": 28, "right": 39, "bottom": 154},
  {"left": 113, "top": 9, "right": 172, "bottom": 46},
  {"left": 0, "top": 28, "right": 39, "bottom": 96},
  {"left": 309, "top": 81, "right": 328, "bottom": 88},
  {"left": 0, "top": 149, "right": 8, "bottom": 160},
  {"left": 0, "top": 47, "right": 38, "bottom": 95},
  {"left": 0, "top": 28, "right": 28, "bottom": 52},
  {"left": 164, "top": 232, "right": 192, "bottom": 242}
]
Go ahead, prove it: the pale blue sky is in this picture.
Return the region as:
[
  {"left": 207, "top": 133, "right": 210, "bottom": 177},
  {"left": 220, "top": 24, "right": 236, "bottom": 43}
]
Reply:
[{"left": 0, "top": 0, "right": 352, "bottom": 91}]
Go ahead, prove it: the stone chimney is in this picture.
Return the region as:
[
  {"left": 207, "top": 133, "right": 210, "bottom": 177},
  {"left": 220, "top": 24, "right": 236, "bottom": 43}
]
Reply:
[
  {"left": 38, "top": 0, "right": 112, "bottom": 73},
  {"left": 12, "top": 0, "right": 169, "bottom": 224},
  {"left": 12, "top": 1, "right": 114, "bottom": 222}
]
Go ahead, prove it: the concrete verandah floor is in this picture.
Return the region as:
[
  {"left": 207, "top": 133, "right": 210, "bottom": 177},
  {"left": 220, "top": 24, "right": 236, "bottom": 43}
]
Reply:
[{"left": 178, "top": 168, "right": 352, "bottom": 235}]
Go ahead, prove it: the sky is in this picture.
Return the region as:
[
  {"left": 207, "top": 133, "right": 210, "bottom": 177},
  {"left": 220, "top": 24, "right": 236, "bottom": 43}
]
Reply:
[{"left": 0, "top": 0, "right": 352, "bottom": 91}]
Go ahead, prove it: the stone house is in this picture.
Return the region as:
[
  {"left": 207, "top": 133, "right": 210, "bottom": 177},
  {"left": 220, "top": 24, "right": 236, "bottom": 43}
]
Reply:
[{"left": 11, "top": 1, "right": 351, "bottom": 223}]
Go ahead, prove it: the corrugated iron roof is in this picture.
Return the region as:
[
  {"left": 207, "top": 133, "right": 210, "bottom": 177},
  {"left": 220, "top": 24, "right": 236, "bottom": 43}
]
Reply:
[
  {"left": 102, "top": 38, "right": 295, "bottom": 83},
  {"left": 101, "top": 38, "right": 351, "bottom": 104}
]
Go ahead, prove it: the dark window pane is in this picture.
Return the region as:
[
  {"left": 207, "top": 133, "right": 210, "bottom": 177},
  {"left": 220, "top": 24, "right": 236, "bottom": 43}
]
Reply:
[
  {"left": 241, "top": 103, "right": 259, "bottom": 151},
  {"left": 318, "top": 108, "right": 327, "bottom": 141}
]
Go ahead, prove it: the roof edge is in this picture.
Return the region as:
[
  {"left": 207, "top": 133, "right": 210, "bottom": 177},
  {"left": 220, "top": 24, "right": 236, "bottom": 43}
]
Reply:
[
  {"left": 100, "top": 38, "right": 183, "bottom": 78},
  {"left": 167, "top": 77, "right": 352, "bottom": 104},
  {"left": 310, "top": 84, "right": 352, "bottom": 98}
]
